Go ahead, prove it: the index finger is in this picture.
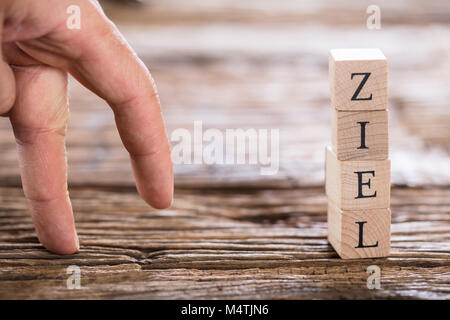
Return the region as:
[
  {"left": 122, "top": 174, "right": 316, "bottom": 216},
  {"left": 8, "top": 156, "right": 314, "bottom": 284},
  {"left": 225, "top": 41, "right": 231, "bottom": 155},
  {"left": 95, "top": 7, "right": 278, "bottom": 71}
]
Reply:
[{"left": 63, "top": 7, "right": 173, "bottom": 209}]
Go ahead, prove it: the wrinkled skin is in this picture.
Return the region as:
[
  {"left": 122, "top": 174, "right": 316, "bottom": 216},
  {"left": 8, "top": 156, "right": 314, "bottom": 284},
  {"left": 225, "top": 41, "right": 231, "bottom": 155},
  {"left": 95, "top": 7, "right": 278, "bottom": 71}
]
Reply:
[{"left": 0, "top": 0, "right": 173, "bottom": 254}]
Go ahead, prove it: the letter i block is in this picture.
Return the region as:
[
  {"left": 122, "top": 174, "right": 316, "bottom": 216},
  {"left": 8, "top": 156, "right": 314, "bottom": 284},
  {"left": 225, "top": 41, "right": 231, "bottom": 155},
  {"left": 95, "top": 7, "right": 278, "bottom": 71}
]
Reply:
[
  {"left": 331, "top": 108, "right": 389, "bottom": 160},
  {"left": 328, "top": 202, "right": 391, "bottom": 259},
  {"left": 329, "top": 48, "right": 387, "bottom": 111},
  {"left": 325, "top": 146, "right": 390, "bottom": 210}
]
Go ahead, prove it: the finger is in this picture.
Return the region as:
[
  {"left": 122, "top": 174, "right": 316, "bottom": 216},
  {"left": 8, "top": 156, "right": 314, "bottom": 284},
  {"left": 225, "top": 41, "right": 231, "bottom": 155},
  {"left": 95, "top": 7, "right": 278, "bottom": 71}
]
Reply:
[
  {"left": 67, "top": 12, "right": 173, "bottom": 209},
  {"left": 3, "top": 42, "right": 41, "bottom": 66},
  {"left": 0, "top": 12, "right": 16, "bottom": 116},
  {"left": 9, "top": 65, "right": 78, "bottom": 255},
  {"left": 14, "top": 2, "right": 173, "bottom": 208}
]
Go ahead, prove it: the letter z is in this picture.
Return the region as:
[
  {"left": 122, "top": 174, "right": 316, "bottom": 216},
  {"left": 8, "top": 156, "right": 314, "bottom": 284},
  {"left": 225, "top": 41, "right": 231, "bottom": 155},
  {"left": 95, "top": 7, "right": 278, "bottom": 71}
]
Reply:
[{"left": 351, "top": 72, "right": 372, "bottom": 101}]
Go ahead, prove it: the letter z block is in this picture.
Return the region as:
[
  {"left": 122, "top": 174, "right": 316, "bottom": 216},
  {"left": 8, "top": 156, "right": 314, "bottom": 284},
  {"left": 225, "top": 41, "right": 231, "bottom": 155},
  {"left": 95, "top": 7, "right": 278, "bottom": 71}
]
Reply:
[
  {"left": 325, "top": 146, "right": 390, "bottom": 210},
  {"left": 329, "top": 48, "right": 388, "bottom": 111},
  {"left": 328, "top": 202, "right": 391, "bottom": 259}
]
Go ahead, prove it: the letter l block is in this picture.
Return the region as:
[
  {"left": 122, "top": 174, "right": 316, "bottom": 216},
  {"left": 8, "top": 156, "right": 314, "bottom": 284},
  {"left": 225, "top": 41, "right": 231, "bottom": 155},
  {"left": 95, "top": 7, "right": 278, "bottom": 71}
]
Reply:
[{"left": 328, "top": 202, "right": 391, "bottom": 259}]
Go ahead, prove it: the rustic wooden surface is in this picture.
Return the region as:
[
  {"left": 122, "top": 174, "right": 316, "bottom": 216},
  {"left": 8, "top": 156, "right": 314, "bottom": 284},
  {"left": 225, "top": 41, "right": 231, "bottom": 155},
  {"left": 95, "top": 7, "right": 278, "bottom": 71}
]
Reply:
[{"left": 0, "top": 0, "right": 449, "bottom": 299}]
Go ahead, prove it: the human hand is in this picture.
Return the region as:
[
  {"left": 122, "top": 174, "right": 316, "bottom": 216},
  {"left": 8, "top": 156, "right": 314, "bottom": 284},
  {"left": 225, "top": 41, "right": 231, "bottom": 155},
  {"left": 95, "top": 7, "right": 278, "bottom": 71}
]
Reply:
[{"left": 0, "top": 0, "right": 173, "bottom": 254}]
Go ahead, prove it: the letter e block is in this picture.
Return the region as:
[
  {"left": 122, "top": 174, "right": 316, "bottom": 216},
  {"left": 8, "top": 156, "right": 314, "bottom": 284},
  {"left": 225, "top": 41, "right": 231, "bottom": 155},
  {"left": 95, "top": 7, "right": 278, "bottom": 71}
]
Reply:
[
  {"left": 328, "top": 202, "right": 391, "bottom": 259},
  {"left": 325, "top": 146, "right": 390, "bottom": 210},
  {"left": 329, "top": 48, "right": 388, "bottom": 111}
]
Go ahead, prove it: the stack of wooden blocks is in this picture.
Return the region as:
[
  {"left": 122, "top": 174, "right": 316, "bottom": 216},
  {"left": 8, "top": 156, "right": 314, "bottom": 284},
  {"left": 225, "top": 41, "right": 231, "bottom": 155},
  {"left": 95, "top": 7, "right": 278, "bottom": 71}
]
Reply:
[{"left": 326, "top": 48, "right": 391, "bottom": 259}]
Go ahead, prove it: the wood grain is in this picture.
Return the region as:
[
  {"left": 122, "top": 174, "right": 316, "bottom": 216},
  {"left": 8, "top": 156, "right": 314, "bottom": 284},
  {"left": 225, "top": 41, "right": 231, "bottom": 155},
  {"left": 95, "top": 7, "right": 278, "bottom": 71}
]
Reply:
[
  {"left": 326, "top": 146, "right": 391, "bottom": 210},
  {"left": 0, "top": 186, "right": 448, "bottom": 299},
  {"left": 329, "top": 48, "right": 388, "bottom": 111},
  {"left": 0, "top": 0, "right": 449, "bottom": 299},
  {"left": 328, "top": 204, "right": 391, "bottom": 259},
  {"left": 332, "top": 109, "right": 389, "bottom": 160}
]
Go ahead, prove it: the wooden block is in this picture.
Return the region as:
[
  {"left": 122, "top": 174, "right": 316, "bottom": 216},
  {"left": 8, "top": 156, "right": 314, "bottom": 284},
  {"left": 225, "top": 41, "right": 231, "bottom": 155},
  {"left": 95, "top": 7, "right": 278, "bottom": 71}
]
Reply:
[
  {"left": 329, "top": 48, "right": 388, "bottom": 111},
  {"left": 332, "top": 108, "right": 388, "bottom": 160},
  {"left": 328, "top": 201, "right": 391, "bottom": 259},
  {"left": 325, "top": 146, "right": 390, "bottom": 210}
]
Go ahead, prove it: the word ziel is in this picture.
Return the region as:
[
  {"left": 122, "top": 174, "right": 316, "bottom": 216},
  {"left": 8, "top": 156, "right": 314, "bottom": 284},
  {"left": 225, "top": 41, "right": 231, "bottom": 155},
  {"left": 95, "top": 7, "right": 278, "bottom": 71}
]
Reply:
[
  {"left": 327, "top": 48, "right": 391, "bottom": 259},
  {"left": 171, "top": 121, "right": 279, "bottom": 175}
]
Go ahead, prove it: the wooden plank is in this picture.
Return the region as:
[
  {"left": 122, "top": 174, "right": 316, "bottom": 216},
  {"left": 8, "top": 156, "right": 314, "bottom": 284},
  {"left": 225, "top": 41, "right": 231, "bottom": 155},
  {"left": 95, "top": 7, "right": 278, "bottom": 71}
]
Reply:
[
  {"left": 0, "top": 0, "right": 449, "bottom": 300},
  {"left": 0, "top": 186, "right": 448, "bottom": 299}
]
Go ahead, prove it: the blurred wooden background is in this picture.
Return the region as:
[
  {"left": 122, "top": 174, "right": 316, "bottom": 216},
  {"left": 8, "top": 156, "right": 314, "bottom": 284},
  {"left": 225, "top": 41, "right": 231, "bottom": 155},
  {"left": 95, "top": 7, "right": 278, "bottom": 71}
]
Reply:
[{"left": 0, "top": 0, "right": 449, "bottom": 299}]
